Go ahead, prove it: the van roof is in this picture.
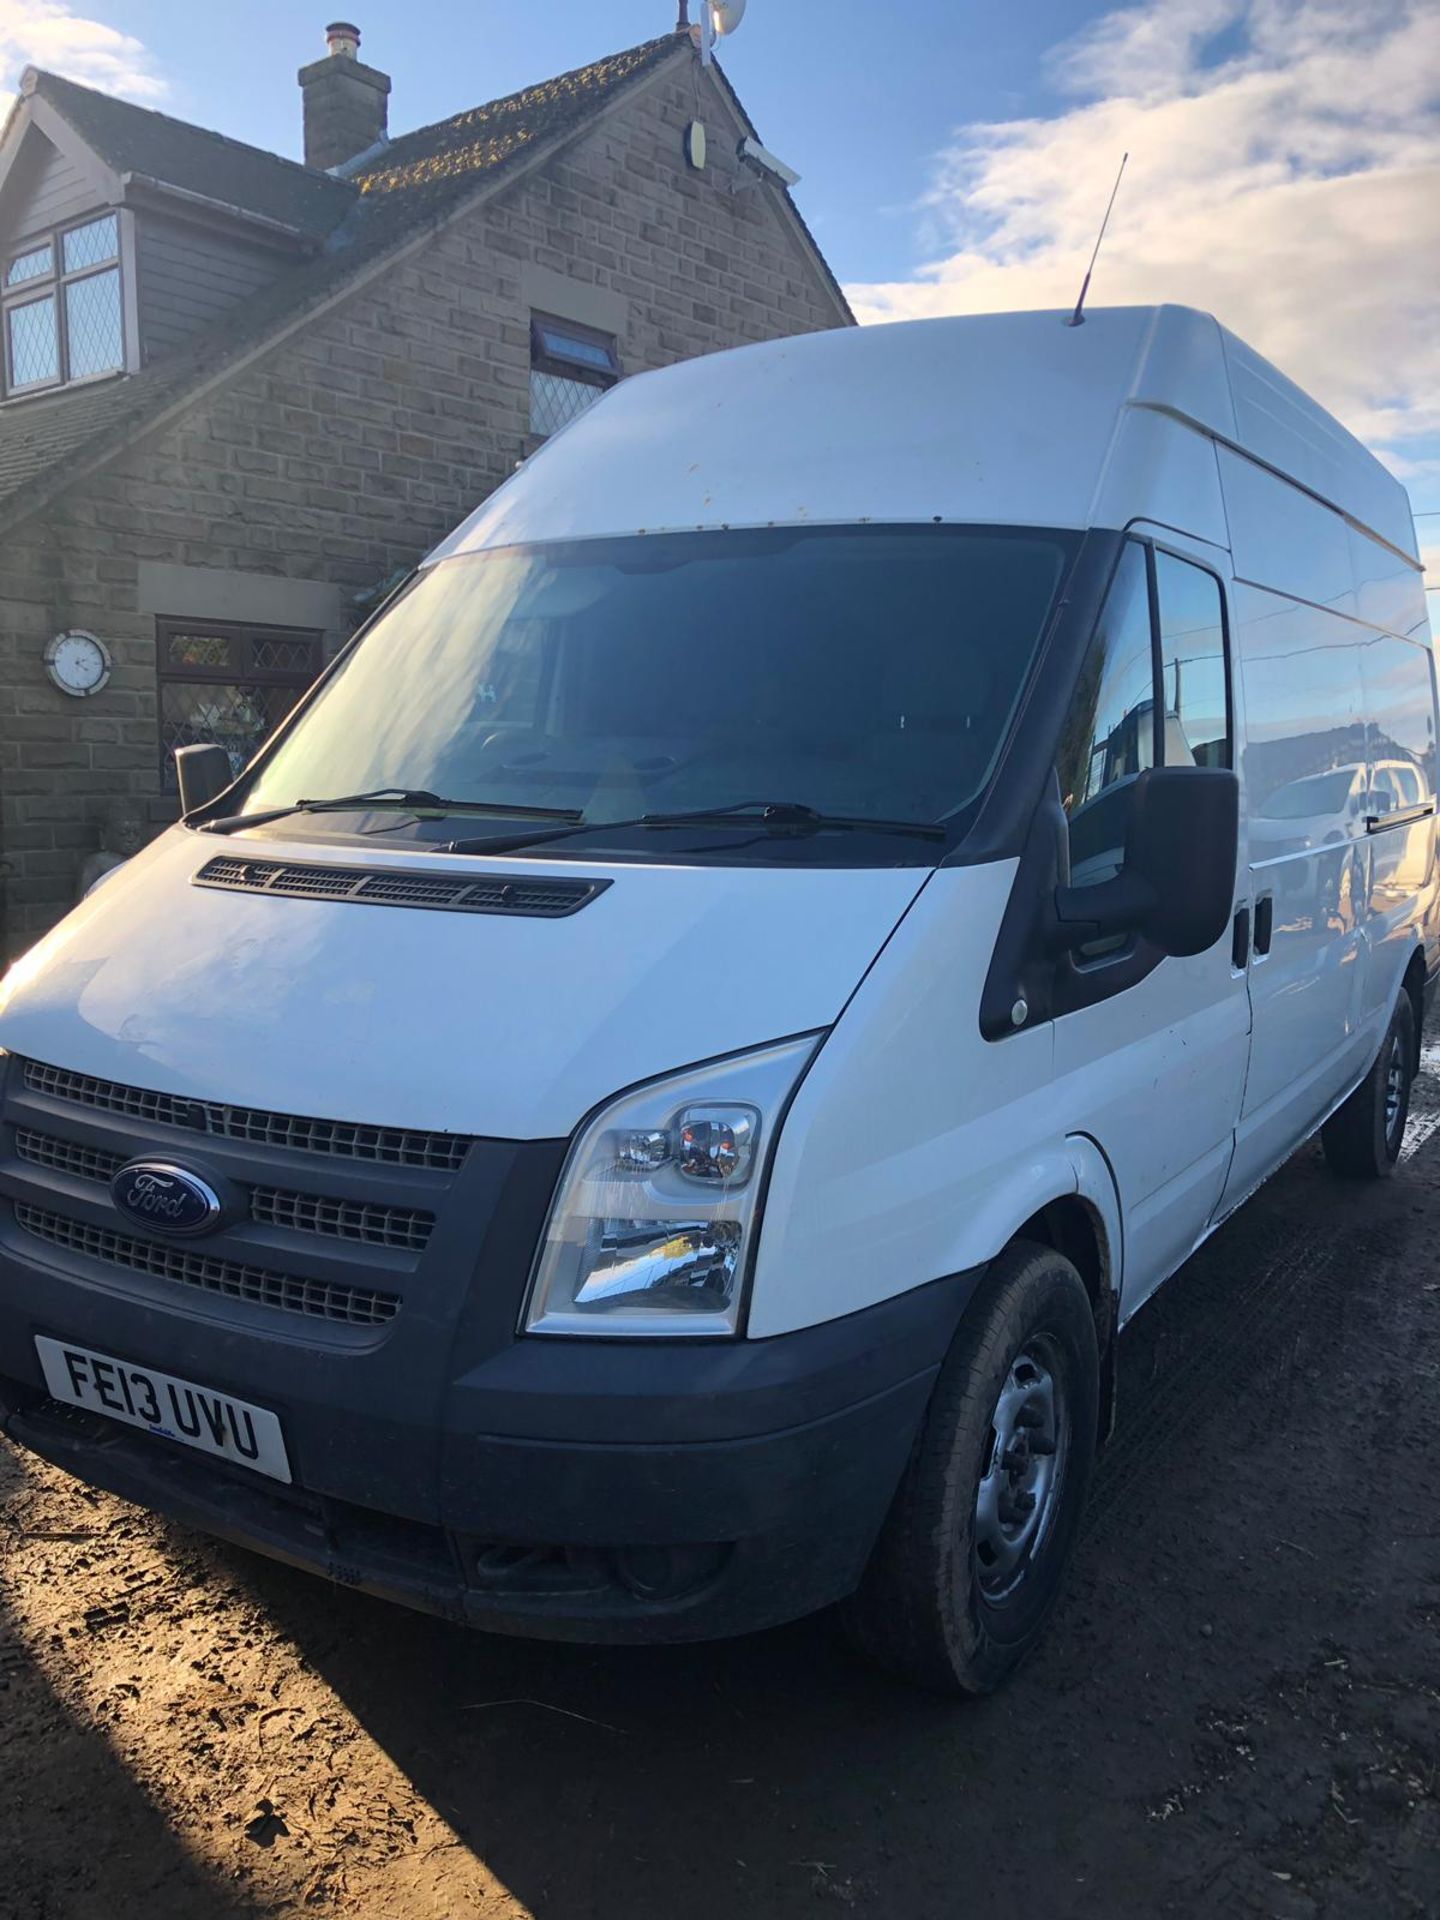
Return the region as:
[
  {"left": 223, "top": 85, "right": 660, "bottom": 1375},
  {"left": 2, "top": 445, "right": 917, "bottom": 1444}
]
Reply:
[{"left": 431, "top": 306, "right": 1418, "bottom": 566}]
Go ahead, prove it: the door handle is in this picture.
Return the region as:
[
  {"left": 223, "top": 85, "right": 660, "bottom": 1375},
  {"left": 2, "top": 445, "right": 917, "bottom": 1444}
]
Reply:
[
  {"left": 1232, "top": 904, "right": 1250, "bottom": 970},
  {"left": 1254, "top": 894, "right": 1274, "bottom": 957}
]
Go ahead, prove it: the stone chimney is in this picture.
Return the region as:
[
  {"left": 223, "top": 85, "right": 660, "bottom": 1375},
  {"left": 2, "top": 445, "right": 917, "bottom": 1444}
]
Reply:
[{"left": 298, "top": 21, "right": 390, "bottom": 172}]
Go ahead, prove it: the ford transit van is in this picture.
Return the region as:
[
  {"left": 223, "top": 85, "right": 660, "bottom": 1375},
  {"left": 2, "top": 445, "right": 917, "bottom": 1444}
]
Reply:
[{"left": 1, "top": 306, "right": 1435, "bottom": 1694}]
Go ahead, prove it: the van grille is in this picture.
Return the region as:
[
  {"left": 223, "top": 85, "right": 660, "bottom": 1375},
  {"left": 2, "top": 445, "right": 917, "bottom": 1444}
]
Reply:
[
  {"left": 13, "top": 1128, "right": 435, "bottom": 1254},
  {"left": 14, "top": 1204, "right": 400, "bottom": 1328},
  {"left": 21, "top": 1060, "right": 470, "bottom": 1172},
  {"left": 193, "top": 855, "right": 606, "bottom": 919},
  {"left": 14, "top": 1128, "right": 117, "bottom": 1185},
  {"left": 248, "top": 1189, "right": 432, "bottom": 1252}
]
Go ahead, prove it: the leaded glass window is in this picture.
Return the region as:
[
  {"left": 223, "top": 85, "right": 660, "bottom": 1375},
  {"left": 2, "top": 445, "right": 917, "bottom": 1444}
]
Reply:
[
  {"left": 6, "top": 294, "right": 59, "bottom": 388},
  {"left": 65, "top": 268, "right": 123, "bottom": 379},
  {"left": 62, "top": 214, "right": 119, "bottom": 273},
  {"left": 3, "top": 210, "right": 125, "bottom": 396},
  {"left": 5, "top": 242, "right": 53, "bottom": 287},
  {"left": 156, "top": 619, "right": 324, "bottom": 787},
  {"left": 529, "top": 312, "right": 620, "bottom": 440}
]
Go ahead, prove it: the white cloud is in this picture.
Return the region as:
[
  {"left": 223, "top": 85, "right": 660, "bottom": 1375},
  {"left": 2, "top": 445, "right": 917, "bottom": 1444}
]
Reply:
[
  {"left": 847, "top": 0, "right": 1440, "bottom": 483},
  {"left": 1, "top": 0, "right": 164, "bottom": 119}
]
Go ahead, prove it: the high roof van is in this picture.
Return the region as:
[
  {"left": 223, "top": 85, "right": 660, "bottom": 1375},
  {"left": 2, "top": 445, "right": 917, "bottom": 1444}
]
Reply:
[{"left": 1, "top": 306, "right": 1434, "bottom": 1693}]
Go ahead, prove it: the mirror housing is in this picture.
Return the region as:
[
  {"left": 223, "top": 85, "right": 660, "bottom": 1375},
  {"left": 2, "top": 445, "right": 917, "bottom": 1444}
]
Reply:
[
  {"left": 174, "top": 744, "right": 234, "bottom": 817},
  {"left": 1054, "top": 766, "right": 1239, "bottom": 959}
]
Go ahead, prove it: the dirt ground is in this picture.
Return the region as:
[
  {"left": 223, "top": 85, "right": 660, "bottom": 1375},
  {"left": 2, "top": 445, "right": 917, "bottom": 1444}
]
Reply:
[{"left": 5, "top": 1054, "right": 1440, "bottom": 1920}]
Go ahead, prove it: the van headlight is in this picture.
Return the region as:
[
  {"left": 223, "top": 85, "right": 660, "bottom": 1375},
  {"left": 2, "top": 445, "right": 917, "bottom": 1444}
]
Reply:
[{"left": 523, "top": 1035, "right": 820, "bottom": 1337}]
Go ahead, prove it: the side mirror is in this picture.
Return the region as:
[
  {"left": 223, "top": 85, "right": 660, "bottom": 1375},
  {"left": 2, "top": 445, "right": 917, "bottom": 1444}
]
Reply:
[
  {"left": 1365, "top": 786, "right": 1395, "bottom": 818},
  {"left": 174, "top": 744, "right": 234, "bottom": 817},
  {"left": 1054, "top": 766, "right": 1239, "bottom": 959}
]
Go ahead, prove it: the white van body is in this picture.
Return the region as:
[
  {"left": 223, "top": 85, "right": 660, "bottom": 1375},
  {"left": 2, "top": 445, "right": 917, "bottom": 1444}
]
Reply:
[{"left": 1, "top": 307, "right": 1434, "bottom": 1678}]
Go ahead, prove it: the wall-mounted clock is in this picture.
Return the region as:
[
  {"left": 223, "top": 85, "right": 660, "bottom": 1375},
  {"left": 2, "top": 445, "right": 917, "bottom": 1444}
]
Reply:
[{"left": 44, "top": 629, "right": 112, "bottom": 698}]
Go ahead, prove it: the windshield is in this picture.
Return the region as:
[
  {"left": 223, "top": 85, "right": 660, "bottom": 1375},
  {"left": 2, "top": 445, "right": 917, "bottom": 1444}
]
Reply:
[{"left": 240, "top": 527, "right": 1075, "bottom": 860}]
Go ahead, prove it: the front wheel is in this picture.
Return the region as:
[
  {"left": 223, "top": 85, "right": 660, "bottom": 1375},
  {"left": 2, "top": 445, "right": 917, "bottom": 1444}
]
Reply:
[
  {"left": 1321, "top": 992, "right": 1415, "bottom": 1179},
  {"left": 840, "top": 1241, "right": 1099, "bottom": 1695}
]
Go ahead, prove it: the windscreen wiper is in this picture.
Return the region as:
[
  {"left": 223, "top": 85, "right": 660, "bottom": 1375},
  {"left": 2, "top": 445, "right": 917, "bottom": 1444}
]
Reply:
[
  {"left": 200, "top": 790, "right": 584, "bottom": 835},
  {"left": 440, "top": 800, "right": 947, "bottom": 857}
]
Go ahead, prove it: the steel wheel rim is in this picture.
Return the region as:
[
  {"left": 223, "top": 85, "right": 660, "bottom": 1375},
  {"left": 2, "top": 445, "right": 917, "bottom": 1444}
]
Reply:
[
  {"left": 1385, "top": 1034, "right": 1407, "bottom": 1143},
  {"left": 974, "top": 1341, "right": 1068, "bottom": 1602}
]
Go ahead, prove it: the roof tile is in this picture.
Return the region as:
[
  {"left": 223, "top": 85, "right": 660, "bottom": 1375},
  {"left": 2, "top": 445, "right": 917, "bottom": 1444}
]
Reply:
[
  {"left": 354, "top": 37, "right": 677, "bottom": 198},
  {"left": 30, "top": 69, "right": 356, "bottom": 237}
]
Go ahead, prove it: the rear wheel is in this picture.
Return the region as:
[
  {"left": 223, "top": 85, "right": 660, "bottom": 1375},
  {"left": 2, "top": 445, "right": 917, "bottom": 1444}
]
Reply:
[
  {"left": 840, "top": 1240, "right": 1099, "bottom": 1695},
  {"left": 1321, "top": 993, "right": 1415, "bottom": 1179}
]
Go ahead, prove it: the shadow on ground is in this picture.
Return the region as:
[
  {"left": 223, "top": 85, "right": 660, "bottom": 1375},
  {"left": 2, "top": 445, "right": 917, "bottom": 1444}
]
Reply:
[{"left": 1, "top": 1446, "right": 261, "bottom": 1920}]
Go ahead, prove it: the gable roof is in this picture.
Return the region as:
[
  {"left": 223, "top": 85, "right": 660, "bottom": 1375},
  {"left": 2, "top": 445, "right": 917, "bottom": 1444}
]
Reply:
[
  {"left": 20, "top": 68, "right": 356, "bottom": 238},
  {"left": 0, "top": 33, "right": 850, "bottom": 534}
]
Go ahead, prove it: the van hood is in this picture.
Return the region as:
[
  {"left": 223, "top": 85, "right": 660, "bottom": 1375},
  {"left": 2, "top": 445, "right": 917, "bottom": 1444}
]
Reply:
[{"left": 0, "top": 829, "right": 929, "bottom": 1139}]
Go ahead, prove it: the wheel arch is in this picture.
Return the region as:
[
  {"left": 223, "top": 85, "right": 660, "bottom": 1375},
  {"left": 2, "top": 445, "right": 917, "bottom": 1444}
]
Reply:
[
  {"left": 1008, "top": 1136, "right": 1122, "bottom": 1444},
  {"left": 1402, "top": 944, "right": 1427, "bottom": 1071},
  {"left": 1016, "top": 1194, "right": 1112, "bottom": 1312}
]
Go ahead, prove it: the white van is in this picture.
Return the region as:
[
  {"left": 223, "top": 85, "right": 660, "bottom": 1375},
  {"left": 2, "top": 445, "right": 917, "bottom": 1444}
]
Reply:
[{"left": 1, "top": 307, "right": 1435, "bottom": 1694}]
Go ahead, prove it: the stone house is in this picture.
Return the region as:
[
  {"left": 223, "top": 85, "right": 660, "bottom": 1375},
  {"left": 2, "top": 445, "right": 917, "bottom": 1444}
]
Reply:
[{"left": 0, "top": 19, "right": 852, "bottom": 958}]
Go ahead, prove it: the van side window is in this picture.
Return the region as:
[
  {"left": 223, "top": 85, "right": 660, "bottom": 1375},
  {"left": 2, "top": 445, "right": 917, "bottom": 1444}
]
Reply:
[
  {"left": 1240, "top": 593, "right": 1367, "bottom": 843},
  {"left": 1055, "top": 540, "right": 1154, "bottom": 889},
  {"left": 1155, "top": 553, "right": 1229, "bottom": 770},
  {"left": 1361, "top": 634, "right": 1438, "bottom": 808}
]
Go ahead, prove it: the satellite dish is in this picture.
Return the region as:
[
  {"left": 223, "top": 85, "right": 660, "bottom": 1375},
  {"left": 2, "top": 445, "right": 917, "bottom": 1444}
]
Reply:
[{"left": 697, "top": 0, "right": 745, "bottom": 63}]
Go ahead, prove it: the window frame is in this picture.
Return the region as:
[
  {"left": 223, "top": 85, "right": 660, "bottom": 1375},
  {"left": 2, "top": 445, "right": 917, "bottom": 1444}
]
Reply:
[
  {"left": 1063, "top": 533, "right": 1234, "bottom": 821},
  {"left": 1055, "top": 533, "right": 1235, "bottom": 982},
  {"left": 155, "top": 616, "right": 324, "bottom": 788},
  {"left": 2, "top": 210, "right": 128, "bottom": 400},
  {"left": 529, "top": 310, "right": 621, "bottom": 439},
  {"left": 1057, "top": 535, "right": 1155, "bottom": 833},
  {"left": 1148, "top": 538, "right": 1235, "bottom": 776}
]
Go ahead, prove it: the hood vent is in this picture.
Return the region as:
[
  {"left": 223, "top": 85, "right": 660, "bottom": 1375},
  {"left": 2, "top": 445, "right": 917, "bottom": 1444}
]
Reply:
[{"left": 193, "top": 855, "right": 607, "bottom": 918}]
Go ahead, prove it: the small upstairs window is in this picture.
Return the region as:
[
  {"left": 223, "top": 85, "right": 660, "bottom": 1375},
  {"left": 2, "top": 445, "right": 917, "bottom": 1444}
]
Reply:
[
  {"left": 529, "top": 312, "right": 620, "bottom": 439},
  {"left": 3, "top": 212, "right": 124, "bottom": 398}
]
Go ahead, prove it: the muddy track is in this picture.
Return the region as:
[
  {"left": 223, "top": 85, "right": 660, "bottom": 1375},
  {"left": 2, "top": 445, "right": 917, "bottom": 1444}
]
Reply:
[{"left": 1087, "top": 1231, "right": 1338, "bottom": 1539}]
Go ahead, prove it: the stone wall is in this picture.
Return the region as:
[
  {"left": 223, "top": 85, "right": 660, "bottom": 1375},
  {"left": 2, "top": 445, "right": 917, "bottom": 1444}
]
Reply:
[{"left": 0, "top": 58, "right": 848, "bottom": 957}]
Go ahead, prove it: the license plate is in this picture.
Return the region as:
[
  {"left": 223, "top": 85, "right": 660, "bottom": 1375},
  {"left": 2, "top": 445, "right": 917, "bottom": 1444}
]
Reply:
[{"left": 35, "top": 1336, "right": 291, "bottom": 1484}]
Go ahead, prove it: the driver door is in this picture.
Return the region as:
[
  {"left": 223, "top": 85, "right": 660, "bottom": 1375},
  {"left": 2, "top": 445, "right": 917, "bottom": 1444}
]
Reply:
[{"left": 1051, "top": 536, "right": 1251, "bottom": 1319}]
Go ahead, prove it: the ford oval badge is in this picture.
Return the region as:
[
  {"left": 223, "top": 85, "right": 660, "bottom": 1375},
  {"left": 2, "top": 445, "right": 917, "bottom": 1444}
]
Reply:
[{"left": 111, "top": 1161, "right": 223, "bottom": 1237}]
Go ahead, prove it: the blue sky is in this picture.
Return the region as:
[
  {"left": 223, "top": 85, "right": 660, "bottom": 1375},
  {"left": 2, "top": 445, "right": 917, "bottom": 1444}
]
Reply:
[
  {"left": 7, "top": 0, "right": 1097, "bottom": 284},
  {"left": 2, "top": 0, "right": 1438, "bottom": 550}
]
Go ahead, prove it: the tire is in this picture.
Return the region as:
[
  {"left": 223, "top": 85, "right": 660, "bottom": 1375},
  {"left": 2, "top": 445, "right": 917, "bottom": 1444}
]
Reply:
[
  {"left": 840, "top": 1240, "right": 1099, "bottom": 1696},
  {"left": 1321, "top": 992, "right": 1415, "bottom": 1179}
]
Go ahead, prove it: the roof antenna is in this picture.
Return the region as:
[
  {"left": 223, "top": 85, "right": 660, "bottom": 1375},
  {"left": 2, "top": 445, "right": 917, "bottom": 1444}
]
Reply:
[{"left": 1066, "top": 152, "right": 1128, "bottom": 328}]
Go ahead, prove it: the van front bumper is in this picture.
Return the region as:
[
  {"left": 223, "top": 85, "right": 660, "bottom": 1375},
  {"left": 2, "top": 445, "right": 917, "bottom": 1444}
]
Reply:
[{"left": 0, "top": 1273, "right": 978, "bottom": 1644}]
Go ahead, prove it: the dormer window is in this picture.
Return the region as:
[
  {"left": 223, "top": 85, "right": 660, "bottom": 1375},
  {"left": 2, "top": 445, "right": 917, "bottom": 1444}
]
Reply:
[{"left": 3, "top": 211, "right": 124, "bottom": 398}]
